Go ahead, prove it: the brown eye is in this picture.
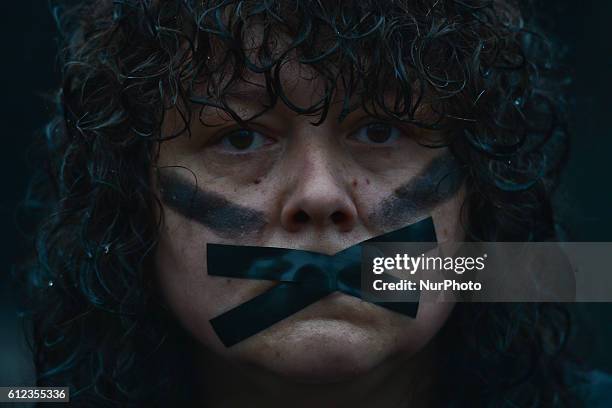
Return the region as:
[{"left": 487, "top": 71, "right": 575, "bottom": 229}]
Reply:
[
  {"left": 219, "top": 129, "right": 272, "bottom": 152},
  {"left": 351, "top": 123, "right": 401, "bottom": 145}
]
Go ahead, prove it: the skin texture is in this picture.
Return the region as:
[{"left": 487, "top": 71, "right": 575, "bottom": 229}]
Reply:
[{"left": 154, "top": 61, "right": 466, "bottom": 406}]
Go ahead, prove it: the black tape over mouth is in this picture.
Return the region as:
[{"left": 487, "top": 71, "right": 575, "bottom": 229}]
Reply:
[{"left": 207, "top": 217, "right": 438, "bottom": 347}]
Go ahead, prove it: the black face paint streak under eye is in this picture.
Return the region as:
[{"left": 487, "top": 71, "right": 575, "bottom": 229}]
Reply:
[
  {"left": 158, "top": 171, "right": 267, "bottom": 238},
  {"left": 371, "top": 153, "right": 465, "bottom": 229}
]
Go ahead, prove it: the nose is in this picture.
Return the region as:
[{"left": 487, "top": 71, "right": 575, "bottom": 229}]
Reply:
[{"left": 280, "top": 151, "right": 358, "bottom": 233}]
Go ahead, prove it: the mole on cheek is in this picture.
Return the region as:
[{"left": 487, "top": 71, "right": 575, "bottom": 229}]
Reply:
[
  {"left": 352, "top": 179, "right": 358, "bottom": 188},
  {"left": 366, "top": 178, "right": 370, "bottom": 185},
  {"left": 253, "top": 178, "right": 262, "bottom": 185}
]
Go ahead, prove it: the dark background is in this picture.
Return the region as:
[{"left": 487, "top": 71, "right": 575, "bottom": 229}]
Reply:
[{"left": 1, "top": 0, "right": 611, "bottom": 386}]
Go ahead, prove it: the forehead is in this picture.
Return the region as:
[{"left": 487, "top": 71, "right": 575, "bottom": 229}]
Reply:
[
  {"left": 198, "top": 66, "right": 437, "bottom": 130},
  {"left": 185, "top": 2, "right": 435, "bottom": 125}
]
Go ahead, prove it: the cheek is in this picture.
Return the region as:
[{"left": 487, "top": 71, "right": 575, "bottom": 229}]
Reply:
[
  {"left": 390, "top": 190, "right": 464, "bottom": 352},
  {"left": 377, "top": 190, "right": 463, "bottom": 353},
  {"left": 431, "top": 186, "right": 467, "bottom": 242},
  {"left": 155, "top": 212, "right": 274, "bottom": 354}
]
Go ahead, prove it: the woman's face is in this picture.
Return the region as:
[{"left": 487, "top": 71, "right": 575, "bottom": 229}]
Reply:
[{"left": 154, "top": 62, "right": 464, "bottom": 383}]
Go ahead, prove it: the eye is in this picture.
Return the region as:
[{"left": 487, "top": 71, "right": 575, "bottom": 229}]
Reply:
[
  {"left": 350, "top": 123, "right": 402, "bottom": 145},
  {"left": 216, "top": 129, "right": 274, "bottom": 153}
]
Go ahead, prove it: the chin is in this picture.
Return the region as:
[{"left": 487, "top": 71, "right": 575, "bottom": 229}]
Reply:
[{"left": 228, "top": 295, "right": 404, "bottom": 383}]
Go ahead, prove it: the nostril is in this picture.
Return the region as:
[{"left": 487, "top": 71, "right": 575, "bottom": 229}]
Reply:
[
  {"left": 294, "top": 210, "right": 310, "bottom": 224},
  {"left": 330, "top": 211, "right": 347, "bottom": 225}
]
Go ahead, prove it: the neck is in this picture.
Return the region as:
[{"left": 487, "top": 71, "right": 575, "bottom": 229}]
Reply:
[{"left": 198, "top": 342, "right": 438, "bottom": 408}]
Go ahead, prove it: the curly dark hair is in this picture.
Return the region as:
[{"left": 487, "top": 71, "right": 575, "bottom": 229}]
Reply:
[{"left": 20, "top": 0, "right": 577, "bottom": 406}]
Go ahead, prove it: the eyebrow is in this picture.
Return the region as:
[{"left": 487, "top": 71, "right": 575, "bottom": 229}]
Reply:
[
  {"left": 369, "top": 153, "right": 465, "bottom": 229},
  {"left": 191, "top": 85, "right": 284, "bottom": 127},
  {"left": 157, "top": 169, "right": 268, "bottom": 238},
  {"left": 192, "top": 81, "right": 416, "bottom": 128}
]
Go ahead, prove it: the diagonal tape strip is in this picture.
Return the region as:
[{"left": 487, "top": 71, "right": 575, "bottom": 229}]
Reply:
[{"left": 207, "top": 217, "right": 437, "bottom": 347}]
